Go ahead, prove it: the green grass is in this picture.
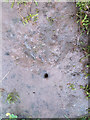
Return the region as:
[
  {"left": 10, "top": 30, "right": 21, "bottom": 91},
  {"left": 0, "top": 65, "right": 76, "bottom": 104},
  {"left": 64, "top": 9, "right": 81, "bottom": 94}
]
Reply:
[
  {"left": 80, "top": 84, "right": 90, "bottom": 99},
  {"left": 68, "top": 83, "right": 76, "bottom": 90},
  {"left": 47, "top": 16, "right": 54, "bottom": 25},
  {"left": 6, "top": 113, "right": 18, "bottom": 118},
  {"left": 6, "top": 89, "right": 20, "bottom": 104},
  {"left": 10, "top": 1, "right": 39, "bottom": 25},
  {"left": 22, "top": 13, "right": 38, "bottom": 25},
  {"left": 76, "top": 1, "right": 90, "bottom": 34}
]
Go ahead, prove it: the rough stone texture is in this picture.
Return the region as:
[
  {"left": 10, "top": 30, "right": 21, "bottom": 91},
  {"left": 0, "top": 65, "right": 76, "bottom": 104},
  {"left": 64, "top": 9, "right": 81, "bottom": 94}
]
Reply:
[{"left": 1, "top": 2, "right": 88, "bottom": 118}]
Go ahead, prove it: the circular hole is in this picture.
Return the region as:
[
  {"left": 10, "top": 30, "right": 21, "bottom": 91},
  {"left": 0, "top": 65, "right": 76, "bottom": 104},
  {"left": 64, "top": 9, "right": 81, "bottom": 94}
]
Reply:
[
  {"left": 87, "top": 63, "right": 90, "bottom": 65},
  {"left": 44, "top": 73, "right": 48, "bottom": 78},
  {"left": 33, "top": 91, "right": 35, "bottom": 94},
  {"left": 5, "top": 52, "right": 10, "bottom": 56}
]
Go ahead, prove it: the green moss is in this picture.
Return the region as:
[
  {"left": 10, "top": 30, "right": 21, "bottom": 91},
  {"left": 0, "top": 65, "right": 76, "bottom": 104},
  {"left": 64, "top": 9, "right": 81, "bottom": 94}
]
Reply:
[{"left": 6, "top": 89, "right": 20, "bottom": 104}]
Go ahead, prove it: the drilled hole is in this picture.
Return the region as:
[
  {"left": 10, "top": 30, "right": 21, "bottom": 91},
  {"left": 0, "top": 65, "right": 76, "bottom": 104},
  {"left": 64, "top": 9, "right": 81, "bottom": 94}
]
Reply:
[
  {"left": 44, "top": 73, "right": 48, "bottom": 78},
  {"left": 5, "top": 52, "right": 10, "bottom": 56}
]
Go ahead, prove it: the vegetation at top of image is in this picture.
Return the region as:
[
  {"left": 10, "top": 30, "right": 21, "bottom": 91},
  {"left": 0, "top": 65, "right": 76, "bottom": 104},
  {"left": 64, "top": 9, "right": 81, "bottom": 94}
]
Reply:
[
  {"left": 6, "top": 89, "right": 20, "bottom": 104},
  {"left": 33, "top": 0, "right": 38, "bottom": 6},
  {"left": 10, "top": 0, "right": 38, "bottom": 8},
  {"left": 76, "top": 1, "right": 90, "bottom": 34},
  {"left": 10, "top": 0, "right": 27, "bottom": 8},
  {"left": 80, "top": 84, "right": 90, "bottom": 98},
  {"left": 10, "top": 0, "right": 39, "bottom": 25}
]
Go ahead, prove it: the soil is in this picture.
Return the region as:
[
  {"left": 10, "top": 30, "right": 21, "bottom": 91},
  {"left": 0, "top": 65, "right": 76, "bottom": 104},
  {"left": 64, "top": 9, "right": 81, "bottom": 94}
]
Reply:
[{"left": 0, "top": 2, "right": 88, "bottom": 118}]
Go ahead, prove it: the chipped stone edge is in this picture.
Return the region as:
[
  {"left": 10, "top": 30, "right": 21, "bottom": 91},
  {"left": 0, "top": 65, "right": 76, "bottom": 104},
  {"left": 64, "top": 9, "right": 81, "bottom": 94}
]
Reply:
[
  {"left": 2, "top": 0, "right": 90, "bottom": 2},
  {"left": 0, "top": 1, "right": 2, "bottom": 84},
  {"left": 0, "top": 0, "right": 2, "bottom": 117}
]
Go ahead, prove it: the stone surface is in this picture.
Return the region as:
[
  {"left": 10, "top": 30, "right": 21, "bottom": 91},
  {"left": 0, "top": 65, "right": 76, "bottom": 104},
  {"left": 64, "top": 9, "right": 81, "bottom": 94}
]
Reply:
[{"left": 1, "top": 2, "right": 88, "bottom": 118}]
